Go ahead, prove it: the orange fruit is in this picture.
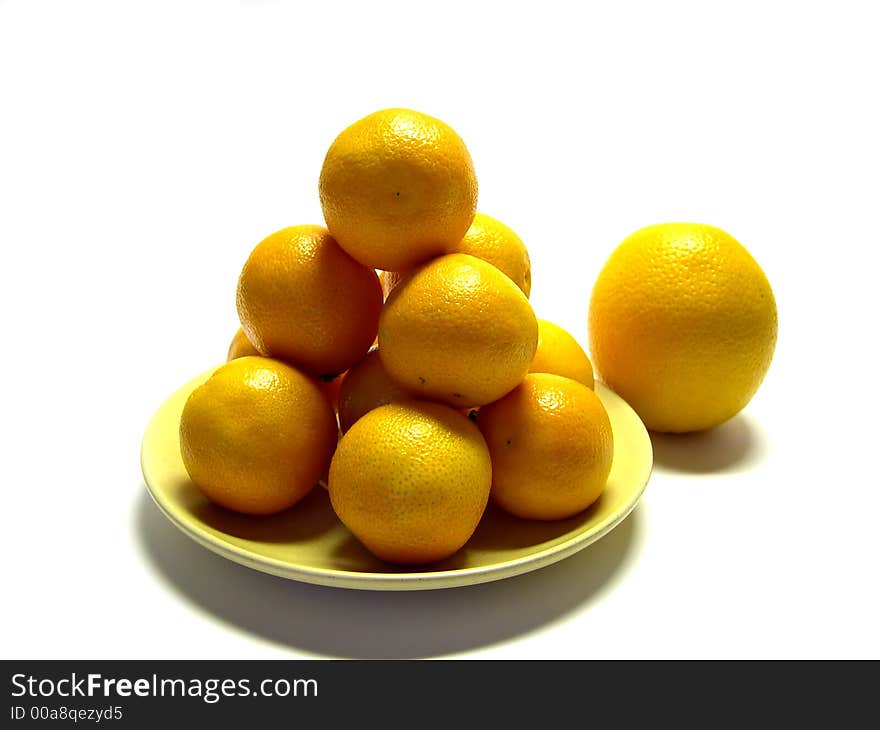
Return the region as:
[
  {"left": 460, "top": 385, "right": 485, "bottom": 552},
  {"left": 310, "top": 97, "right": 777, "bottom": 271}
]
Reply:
[
  {"left": 450, "top": 213, "right": 531, "bottom": 296},
  {"left": 529, "top": 319, "right": 594, "bottom": 388},
  {"left": 318, "top": 373, "right": 344, "bottom": 412},
  {"left": 337, "top": 348, "right": 412, "bottom": 433},
  {"left": 378, "top": 213, "right": 532, "bottom": 300},
  {"left": 179, "top": 356, "right": 338, "bottom": 515},
  {"left": 228, "top": 327, "right": 341, "bottom": 409},
  {"left": 328, "top": 400, "right": 491, "bottom": 564},
  {"left": 227, "top": 327, "right": 261, "bottom": 361},
  {"left": 379, "top": 253, "right": 538, "bottom": 407},
  {"left": 588, "top": 223, "right": 777, "bottom": 432},
  {"left": 319, "top": 108, "right": 478, "bottom": 271},
  {"left": 236, "top": 224, "right": 382, "bottom": 379},
  {"left": 317, "top": 426, "right": 341, "bottom": 491},
  {"left": 479, "top": 373, "right": 613, "bottom": 520}
]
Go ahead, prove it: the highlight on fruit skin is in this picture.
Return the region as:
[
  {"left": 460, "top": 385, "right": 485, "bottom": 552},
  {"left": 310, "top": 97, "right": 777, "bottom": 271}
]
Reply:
[
  {"left": 179, "top": 356, "right": 338, "bottom": 515},
  {"left": 450, "top": 212, "right": 532, "bottom": 296},
  {"left": 379, "top": 253, "right": 538, "bottom": 408},
  {"left": 318, "top": 108, "right": 478, "bottom": 272},
  {"left": 479, "top": 373, "right": 613, "bottom": 521},
  {"left": 227, "top": 324, "right": 343, "bottom": 411},
  {"left": 588, "top": 222, "right": 777, "bottom": 433},
  {"left": 378, "top": 211, "right": 532, "bottom": 300},
  {"left": 378, "top": 270, "right": 401, "bottom": 300},
  {"left": 328, "top": 399, "right": 492, "bottom": 564}
]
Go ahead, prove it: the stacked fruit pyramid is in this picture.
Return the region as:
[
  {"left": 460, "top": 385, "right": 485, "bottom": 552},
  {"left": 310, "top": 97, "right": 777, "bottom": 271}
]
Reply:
[{"left": 179, "top": 108, "right": 777, "bottom": 565}]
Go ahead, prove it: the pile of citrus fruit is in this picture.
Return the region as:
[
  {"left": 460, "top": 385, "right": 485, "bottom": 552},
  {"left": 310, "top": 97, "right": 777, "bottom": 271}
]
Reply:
[{"left": 178, "top": 108, "right": 778, "bottom": 565}]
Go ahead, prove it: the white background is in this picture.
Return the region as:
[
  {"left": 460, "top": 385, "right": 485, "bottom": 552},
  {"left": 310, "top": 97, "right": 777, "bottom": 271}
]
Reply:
[{"left": 2, "top": 0, "right": 878, "bottom": 659}]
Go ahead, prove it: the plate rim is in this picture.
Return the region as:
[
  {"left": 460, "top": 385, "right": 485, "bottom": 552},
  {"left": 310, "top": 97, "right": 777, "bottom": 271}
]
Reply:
[{"left": 141, "top": 373, "right": 652, "bottom": 591}]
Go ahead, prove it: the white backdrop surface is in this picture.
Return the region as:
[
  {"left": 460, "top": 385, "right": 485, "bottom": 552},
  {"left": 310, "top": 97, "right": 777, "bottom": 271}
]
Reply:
[{"left": 1, "top": 0, "right": 878, "bottom": 658}]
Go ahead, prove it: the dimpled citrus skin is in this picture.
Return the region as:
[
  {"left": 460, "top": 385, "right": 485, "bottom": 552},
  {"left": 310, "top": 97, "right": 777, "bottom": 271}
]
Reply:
[
  {"left": 479, "top": 373, "right": 613, "bottom": 521},
  {"left": 227, "top": 327, "right": 261, "bottom": 361},
  {"left": 450, "top": 213, "right": 531, "bottom": 296},
  {"left": 328, "top": 400, "right": 492, "bottom": 564},
  {"left": 378, "top": 213, "right": 532, "bottom": 300},
  {"left": 227, "top": 327, "right": 342, "bottom": 410},
  {"left": 318, "top": 108, "right": 478, "bottom": 271},
  {"left": 236, "top": 224, "right": 382, "bottom": 379},
  {"left": 588, "top": 223, "right": 778, "bottom": 433},
  {"left": 337, "top": 348, "right": 413, "bottom": 433},
  {"left": 379, "top": 253, "right": 538, "bottom": 408},
  {"left": 179, "top": 357, "right": 338, "bottom": 515},
  {"left": 529, "top": 319, "right": 594, "bottom": 389}
]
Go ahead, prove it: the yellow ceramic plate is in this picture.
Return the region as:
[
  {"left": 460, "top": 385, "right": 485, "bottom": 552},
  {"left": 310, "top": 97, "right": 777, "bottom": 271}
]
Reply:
[{"left": 141, "top": 369, "right": 652, "bottom": 591}]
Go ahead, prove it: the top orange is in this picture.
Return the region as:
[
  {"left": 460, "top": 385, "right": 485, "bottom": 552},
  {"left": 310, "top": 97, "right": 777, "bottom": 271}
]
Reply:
[{"left": 318, "top": 108, "right": 478, "bottom": 272}]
